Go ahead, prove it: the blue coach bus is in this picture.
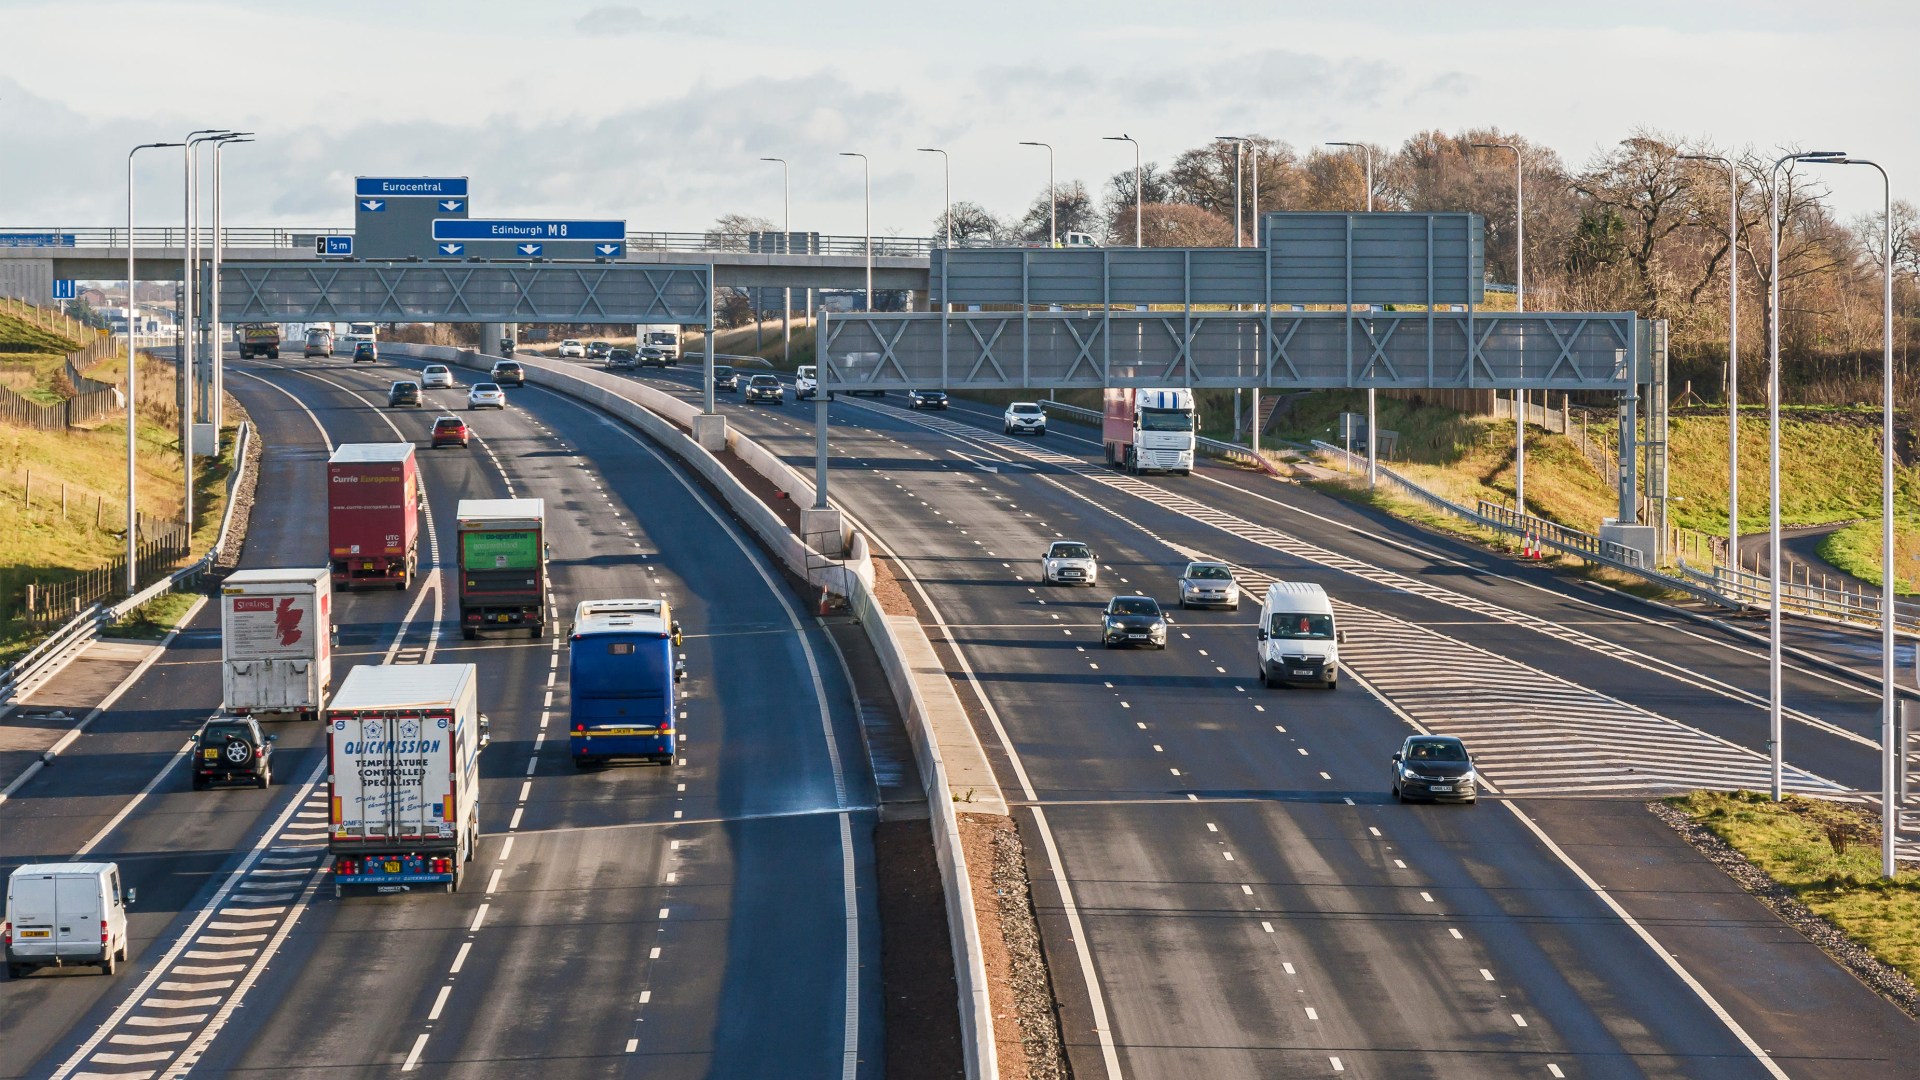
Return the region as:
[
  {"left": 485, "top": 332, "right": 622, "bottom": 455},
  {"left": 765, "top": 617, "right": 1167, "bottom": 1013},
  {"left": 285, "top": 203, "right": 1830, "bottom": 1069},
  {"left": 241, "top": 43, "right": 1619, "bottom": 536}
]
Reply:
[{"left": 568, "top": 599, "right": 684, "bottom": 768}]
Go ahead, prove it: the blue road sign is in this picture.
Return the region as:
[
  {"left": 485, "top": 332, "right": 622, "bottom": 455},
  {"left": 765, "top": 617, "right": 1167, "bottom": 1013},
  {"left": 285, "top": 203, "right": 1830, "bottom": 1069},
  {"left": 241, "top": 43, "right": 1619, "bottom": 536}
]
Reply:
[
  {"left": 0, "top": 233, "right": 75, "bottom": 248},
  {"left": 51, "top": 279, "right": 76, "bottom": 300},
  {"left": 437, "top": 242, "right": 465, "bottom": 256},
  {"left": 593, "top": 242, "right": 624, "bottom": 258},
  {"left": 438, "top": 199, "right": 465, "bottom": 212},
  {"left": 315, "top": 235, "right": 354, "bottom": 256},
  {"left": 359, "top": 198, "right": 386, "bottom": 212},
  {"left": 514, "top": 243, "right": 544, "bottom": 257},
  {"left": 356, "top": 177, "right": 469, "bottom": 199},
  {"left": 432, "top": 218, "right": 625, "bottom": 242}
]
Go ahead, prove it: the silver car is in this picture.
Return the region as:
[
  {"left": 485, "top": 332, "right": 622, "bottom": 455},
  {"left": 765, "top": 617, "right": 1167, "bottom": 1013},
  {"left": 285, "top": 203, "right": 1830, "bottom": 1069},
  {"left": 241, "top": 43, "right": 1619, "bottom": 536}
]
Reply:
[
  {"left": 420, "top": 364, "right": 455, "bottom": 389},
  {"left": 467, "top": 382, "right": 507, "bottom": 410},
  {"left": 1178, "top": 561, "right": 1240, "bottom": 610}
]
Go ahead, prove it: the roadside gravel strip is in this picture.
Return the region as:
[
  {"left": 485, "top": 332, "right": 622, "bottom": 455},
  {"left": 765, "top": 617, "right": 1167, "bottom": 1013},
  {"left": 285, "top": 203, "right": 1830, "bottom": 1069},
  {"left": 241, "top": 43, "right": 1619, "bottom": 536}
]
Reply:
[{"left": 1649, "top": 800, "right": 1920, "bottom": 1020}]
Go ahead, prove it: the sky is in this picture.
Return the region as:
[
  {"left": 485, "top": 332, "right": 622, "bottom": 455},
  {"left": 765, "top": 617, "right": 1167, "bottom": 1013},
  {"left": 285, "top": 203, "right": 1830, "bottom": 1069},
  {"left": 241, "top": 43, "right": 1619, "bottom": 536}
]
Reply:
[{"left": 0, "top": 0, "right": 1912, "bottom": 237}]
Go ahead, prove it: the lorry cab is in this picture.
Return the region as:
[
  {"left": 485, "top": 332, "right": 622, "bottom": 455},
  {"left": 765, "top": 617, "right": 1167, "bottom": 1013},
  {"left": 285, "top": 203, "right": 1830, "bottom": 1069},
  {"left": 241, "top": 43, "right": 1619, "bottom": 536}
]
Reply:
[
  {"left": 5, "top": 862, "right": 130, "bottom": 977},
  {"left": 569, "top": 599, "right": 684, "bottom": 768},
  {"left": 1256, "top": 581, "right": 1344, "bottom": 689}
]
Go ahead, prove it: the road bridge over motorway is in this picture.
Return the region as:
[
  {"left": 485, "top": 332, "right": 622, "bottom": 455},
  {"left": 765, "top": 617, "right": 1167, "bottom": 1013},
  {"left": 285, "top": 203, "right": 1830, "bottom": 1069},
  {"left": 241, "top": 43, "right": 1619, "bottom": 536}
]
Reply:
[{"left": 0, "top": 226, "right": 935, "bottom": 296}]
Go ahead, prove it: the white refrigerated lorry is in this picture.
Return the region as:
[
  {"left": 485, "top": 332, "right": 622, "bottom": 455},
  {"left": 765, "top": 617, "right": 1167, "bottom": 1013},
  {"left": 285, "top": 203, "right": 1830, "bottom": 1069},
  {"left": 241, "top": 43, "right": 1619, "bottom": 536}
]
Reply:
[
  {"left": 220, "top": 567, "right": 333, "bottom": 721},
  {"left": 327, "top": 664, "right": 484, "bottom": 895}
]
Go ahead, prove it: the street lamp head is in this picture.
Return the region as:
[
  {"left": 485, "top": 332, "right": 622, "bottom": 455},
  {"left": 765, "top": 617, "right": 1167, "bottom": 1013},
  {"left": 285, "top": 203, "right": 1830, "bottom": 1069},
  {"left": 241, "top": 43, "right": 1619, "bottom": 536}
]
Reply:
[
  {"left": 839, "top": 151, "right": 864, "bottom": 158},
  {"left": 1103, "top": 135, "right": 1133, "bottom": 143}
]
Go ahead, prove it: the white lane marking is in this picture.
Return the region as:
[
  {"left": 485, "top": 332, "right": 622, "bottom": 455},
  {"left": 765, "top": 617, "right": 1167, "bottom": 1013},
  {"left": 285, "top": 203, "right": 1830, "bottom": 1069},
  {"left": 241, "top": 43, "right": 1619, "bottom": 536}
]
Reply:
[
  {"left": 486, "top": 868, "right": 502, "bottom": 894},
  {"left": 1548, "top": 1066, "right": 1565, "bottom": 1077},
  {"left": 1331, "top": 1058, "right": 1344, "bottom": 1073},
  {"left": 451, "top": 942, "right": 472, "bottom": 974},
  {"left": 1481, "top": 968, "right": 1496, "bottom": 981},
  {"left": 1512, "top": 1014, "right": 1528, "bottom": 1028},
  {"left": 428, "top": 985, "right": 452, "bottom": 1020},
  {"left": 1420, "top": 892, "right": 1434, "bottom": 903},
  {"left": 401, "top": 1033, "right": 430, "bottom": 1072},
  {"left": 1504, "top": 801, "right": 1792, "bottom": 1079},
  {"left": 1304, "top": 1007, "right": 1318, "bottom": 1020},
  {"left": 1032, "top": 806, "right": 1125, "bottom": 1080},
  {"left": 1449, "top": 928, "right": 1464, "bottom": 940},
  {"left": 469, "top": 904, "right": 489, "bottom": 933}
]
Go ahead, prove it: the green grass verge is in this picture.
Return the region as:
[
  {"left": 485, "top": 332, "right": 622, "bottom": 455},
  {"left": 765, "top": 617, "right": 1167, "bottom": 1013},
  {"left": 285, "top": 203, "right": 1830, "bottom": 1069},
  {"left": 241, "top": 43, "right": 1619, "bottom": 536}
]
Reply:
[
  {"left": 1668, "top": 790, "right": 1920, "bottom": 983},
  {"left": 1817, "top": 518, "right": 1920, "bottom": 591},
  {"left": 102, "top": 589, "right": 201, "bottom": 640}
]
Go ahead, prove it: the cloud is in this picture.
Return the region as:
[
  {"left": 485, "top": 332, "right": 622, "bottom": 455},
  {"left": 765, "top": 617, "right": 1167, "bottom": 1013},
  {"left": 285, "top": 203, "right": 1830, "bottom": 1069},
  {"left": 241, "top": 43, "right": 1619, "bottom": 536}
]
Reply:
[{"left": 574, "top": 5, "right": 716, "bottom": 36}]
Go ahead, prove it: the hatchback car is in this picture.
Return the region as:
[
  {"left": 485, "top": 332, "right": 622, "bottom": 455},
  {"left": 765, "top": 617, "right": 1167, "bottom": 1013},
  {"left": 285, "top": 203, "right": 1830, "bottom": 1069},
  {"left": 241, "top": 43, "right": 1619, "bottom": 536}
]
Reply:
[
  {"left": 745, "top": 374, "right": 785, "bottom": 404},
  {"left": 351, "top": 341, "right": 378, "bottom": 363},
  {"left": 192, "top": 714, "right": 276, "bottom": 790},
  {"left": 606, "top": 348, "right": 637, "bottom": 369},
  {"left": 557, "top": 339, "right": 586, "bottom": 358},
  {"left": 908, "top": 388, "right": 950, "bottom": 410},
  {"left": 1004, "top": 401, "right": 1047, "bottom": 435},
  {"left": 431, "top": 415, "right": 470, "bottom": 448},
  {"left": 468, "top": 383, "right": 507, "bottom": 410},
  {"left": 586, "top": 340, "right": 612, "bottom": 359},
  {"left": 420, "top": 364, "right": 455, "bottom": 389},
  {"left": 491, "top": 360, "right": 525, "bottom": 386},
  {"left": 1041, "top": 541, "right": 1098, "bottom": 586},
  {"left": 1102, "top": 595, "right": 1170, "bottom": 649},
  {"left": 1391, "top": 735, "right": 1480, "bottom": 804},
  {"left": 1178, "top": 561, "right": 1241, "bottom": 610},
  {"left": 714, "top": 365, "right": 739, "bottom": 391},
  {"left": 387, "top": 380, "right": 422, "bottom": 408},
  {"left": 638, "top": 346, "right": 670, "bottom": 368}
]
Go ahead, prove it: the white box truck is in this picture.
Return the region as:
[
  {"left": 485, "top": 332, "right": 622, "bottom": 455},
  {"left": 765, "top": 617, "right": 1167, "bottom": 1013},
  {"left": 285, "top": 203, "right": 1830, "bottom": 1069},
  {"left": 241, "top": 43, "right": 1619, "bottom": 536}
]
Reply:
[
  {"left": 327, "top": 664, "right": 485, "bottom": 895},
  {"left": 5, "top": 863, "right": 131, "bottom": 978},
  {"left": 636, "top": 323, "right": 680, "bottom": 361},
  {"left": 221, "top": 568, "right": 333, "bottom": 721}
]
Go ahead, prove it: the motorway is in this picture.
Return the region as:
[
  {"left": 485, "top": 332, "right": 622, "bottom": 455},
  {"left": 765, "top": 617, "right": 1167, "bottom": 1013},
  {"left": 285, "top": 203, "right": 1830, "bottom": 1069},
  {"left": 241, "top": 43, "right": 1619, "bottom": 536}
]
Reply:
[
  {"left": 1, "top": 350, "right": 881, "bottom": 1078},
  {"left": 611, "top": 360, "right": 1920, "bottom": 1079}
]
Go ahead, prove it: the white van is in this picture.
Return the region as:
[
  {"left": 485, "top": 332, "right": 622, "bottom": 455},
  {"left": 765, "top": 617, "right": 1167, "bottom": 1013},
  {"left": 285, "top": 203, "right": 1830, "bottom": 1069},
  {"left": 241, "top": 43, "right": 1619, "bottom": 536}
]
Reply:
[
  {"left": 5, "top": 862, "right": 131, "bottom": 977},
  {"left": 1256, "top": 582, "right": 1344, "bottom": 689},
  {"left": 795, "top": 365, "right": 820, "bottom": 400}
]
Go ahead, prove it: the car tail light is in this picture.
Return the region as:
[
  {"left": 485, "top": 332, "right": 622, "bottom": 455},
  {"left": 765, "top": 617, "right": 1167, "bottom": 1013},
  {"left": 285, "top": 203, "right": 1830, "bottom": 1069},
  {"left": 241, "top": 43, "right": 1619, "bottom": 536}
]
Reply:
[
  {"left": 336, "top": 858, "right": 356, "bottom": 876},
  {"left": 101, "top": 920, "right": 109, "bottom": 944},
  {"left": 3, "top": 920, "right": 11, "bottom": 947},
  {"left": 574, "top": 724, "right": 584, "bottom": 732}
]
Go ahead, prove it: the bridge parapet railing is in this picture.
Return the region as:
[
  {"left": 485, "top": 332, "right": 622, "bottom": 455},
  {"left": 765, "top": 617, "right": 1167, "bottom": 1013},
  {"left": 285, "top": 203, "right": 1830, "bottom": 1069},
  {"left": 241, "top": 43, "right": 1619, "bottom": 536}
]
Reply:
[{"left": 0, "top": 226, "right": 932, "bottom": 257}]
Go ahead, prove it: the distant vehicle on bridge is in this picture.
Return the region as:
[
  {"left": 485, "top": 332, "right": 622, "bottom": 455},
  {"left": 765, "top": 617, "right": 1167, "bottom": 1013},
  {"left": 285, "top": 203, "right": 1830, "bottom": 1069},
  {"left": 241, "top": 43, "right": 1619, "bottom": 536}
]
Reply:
[{"left": 235, "top": 323, "right": 281, "bottom": 359}]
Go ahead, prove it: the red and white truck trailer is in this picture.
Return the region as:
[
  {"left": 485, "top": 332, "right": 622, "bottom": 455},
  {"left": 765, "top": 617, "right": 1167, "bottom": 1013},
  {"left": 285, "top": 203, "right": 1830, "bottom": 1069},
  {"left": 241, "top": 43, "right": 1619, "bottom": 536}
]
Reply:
[
  {"left": 219, "top": 567, "right": 332, "bottom": 721},
  {"left": 327, "top": 664, "right": 484, "bottom": 895},
  {"left": 1103, "top": 387, "right": 1198, "bottom": 475},
  {"left": 327, "top": 443, "right": 419, "bottom": 590}
]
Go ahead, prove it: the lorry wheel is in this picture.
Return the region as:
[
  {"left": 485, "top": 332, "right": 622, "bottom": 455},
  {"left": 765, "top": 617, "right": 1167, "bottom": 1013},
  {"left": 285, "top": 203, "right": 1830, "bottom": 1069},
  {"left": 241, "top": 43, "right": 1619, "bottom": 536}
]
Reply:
[
  {"left": 101, "top": 952, "right": 116, "bottom": 976},
  {"left": 257, "top": 763, "right": 271, "bottom": 789},
  {"left": 116, "top": 943, "right": 127, "bottom": 962},
  {"left": 6, "top": 964, "right": 26, "bottom": 979},
  {"left": 531, "top": 623, "right": 544, "bottom": 639},
  {"left": 463, "top": 627, "right": 478, "bottom": 640},
  {"left": 191, "top": 774, "right": 206, "bottom": 791}
]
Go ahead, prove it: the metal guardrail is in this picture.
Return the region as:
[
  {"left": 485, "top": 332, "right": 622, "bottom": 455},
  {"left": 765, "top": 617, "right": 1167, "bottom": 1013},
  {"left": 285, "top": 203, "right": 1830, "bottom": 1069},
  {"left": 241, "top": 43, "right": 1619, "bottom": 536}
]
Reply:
[
  {"left": 1309, "top": 439, "right": 1735, "bottom": 606},
  {"left": 1681, "top": 561, "right": 1920, "bottom": 631},
  {"left": 1, "top": 226, "right": 934, "bottom": 257},
  {"left": 0, "top": 422, "right": 252, "bottom": 705}
]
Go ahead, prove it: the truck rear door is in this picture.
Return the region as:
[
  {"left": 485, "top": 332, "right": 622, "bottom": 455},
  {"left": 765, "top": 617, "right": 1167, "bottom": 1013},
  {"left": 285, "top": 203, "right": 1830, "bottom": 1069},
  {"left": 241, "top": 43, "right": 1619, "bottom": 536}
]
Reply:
[
  {"left": 336, "top": 714, "right": 455, "bottom": 841},
  {"left": 54, "top": 874, "right": 99, "bottom": 959},
  {"left": 9, "top": 876, "right": 57, "bottom": 957}
]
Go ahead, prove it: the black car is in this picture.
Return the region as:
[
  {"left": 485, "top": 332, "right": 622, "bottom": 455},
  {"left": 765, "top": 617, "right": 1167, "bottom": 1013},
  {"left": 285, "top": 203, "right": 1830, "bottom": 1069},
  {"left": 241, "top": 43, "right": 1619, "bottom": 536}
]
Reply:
[
  {"left": 606, "top": 348, "right": 637, "bottom": 370},
  {"left": 192, "top": 715, "right": 276, "bottom": 790},
  {"left": 1101, "top": 595, "right": 1170, "bottom": 649},
  {"left": 745, "top": 374, "right": 785, "bottom": 404},
  {"left": 1390, "top": 735, "right": 1479, "bottom": 804},
  {"left": 351, "top": 341, "right": 378, "bottom": 363},
  {"left": 586, "top": 340, "right": 612, "bottom": 359},
  {"left": 638, "top": 346, "right": 671, "bottom": 368},
  {"left": 714, "top": 366, "right": 739, "bottom": 391},
  {"left": 908, "top": 389, "right": 949, "bottom": 410},
  {"left": 387, "top": 380, "right": 422, "bottom": 408},
  {"left": 491, "top": 361, "right": 525, "bottom": 386}
]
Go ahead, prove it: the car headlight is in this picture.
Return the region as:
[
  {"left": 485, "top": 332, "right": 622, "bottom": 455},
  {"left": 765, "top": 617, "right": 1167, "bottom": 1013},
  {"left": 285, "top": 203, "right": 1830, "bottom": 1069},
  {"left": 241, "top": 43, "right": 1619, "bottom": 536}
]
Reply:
[{"left": 1151, "top": 620, "right": 1166, "bottom": 632}]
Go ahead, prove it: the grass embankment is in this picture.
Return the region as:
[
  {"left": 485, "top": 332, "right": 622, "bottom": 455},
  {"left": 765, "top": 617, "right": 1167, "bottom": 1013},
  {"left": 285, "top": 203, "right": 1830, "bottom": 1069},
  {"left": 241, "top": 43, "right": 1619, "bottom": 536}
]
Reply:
[
  {"left": 0, "top": 313, "right": 82, "bottom": 405},
  {"left": 1669, "top": 791, "right": 1920, "bottom": 985},
  {"left": 102, "top": 589, "right": 201, "bottom": 640},
  {"left": 0, "top": 310, "right": 239, "bottom": 663},
  {"left": 686, "top": 317, "right": 818, "bottom": 368},
  {"left": 1819, "top": 519, "right": 1920, "bottom": 591}
]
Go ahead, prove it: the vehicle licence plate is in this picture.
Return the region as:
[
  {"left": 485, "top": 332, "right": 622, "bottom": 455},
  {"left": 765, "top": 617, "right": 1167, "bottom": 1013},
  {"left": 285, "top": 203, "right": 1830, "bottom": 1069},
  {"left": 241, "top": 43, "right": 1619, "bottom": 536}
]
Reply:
[
  {"left": 20, "top": 929, "right": 49, "bottom": 937},
  {"left": 1432, "top": 785, "right": 1453, "bottom": 792},
  {"left": 1129, "top": 633, "right": 1148, "bottom": 639},
  {"left": 1292, "top": 669, "right": 1313, "bottom": 676}
]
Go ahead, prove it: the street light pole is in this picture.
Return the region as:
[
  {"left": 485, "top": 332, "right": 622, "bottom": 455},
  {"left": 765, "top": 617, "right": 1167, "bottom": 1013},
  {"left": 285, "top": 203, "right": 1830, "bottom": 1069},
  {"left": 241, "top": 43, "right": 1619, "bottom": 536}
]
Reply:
[
  {"left": 1103, "top": 135, "right": 1141, "bottom": 247},
  {"left": 759, "top": 157, "right": 791, "bottom": 364},
  {"left": 1019, "top": 141, "right": 1055, "bottom": 246},
  {"left": 1217, "top": 136, "right": 1250, "bottom": 439},
  {"left": 1683, "top": 153, "right": 1743, "bottom": 573},
  {"left": 1330, "top": 141, "right": 1378, "bottom": 486},
  {"left": 209, "top": 134, "right": 252, "bottom": 433},
  {"left": 125, "top": 140, "right": 180, "bottom": 593},
  {"left": 179, "top": 129, "right": 226, "bottom": 536},
  {"left": 1812, "top": 155, "right": 1897, "bottom": 876},
  {"left": 1766, "top": 149, "right": 1847, "bottom": 800},
  {"left": 1474, "top": 141, "right": 1527, "bottom": 516},
  {"left": 838, "top": 153, "right": 871, "bottom": 310},
  {"left": 916, "top": 148, "right": 951, "bottom": 248}
]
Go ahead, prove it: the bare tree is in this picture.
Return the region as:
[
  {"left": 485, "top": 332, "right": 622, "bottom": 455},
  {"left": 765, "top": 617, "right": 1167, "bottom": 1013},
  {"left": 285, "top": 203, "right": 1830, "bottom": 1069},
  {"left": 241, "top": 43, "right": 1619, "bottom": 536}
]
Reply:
[
  {"left": 1016, "top": 180, "right": 1096, "bottom": 243},
  {"left": 704, "top": 213, "right": 775, "bottom": 251},
  {"left": 938, "top": 201, "right": 1008, "bottom": 247}
]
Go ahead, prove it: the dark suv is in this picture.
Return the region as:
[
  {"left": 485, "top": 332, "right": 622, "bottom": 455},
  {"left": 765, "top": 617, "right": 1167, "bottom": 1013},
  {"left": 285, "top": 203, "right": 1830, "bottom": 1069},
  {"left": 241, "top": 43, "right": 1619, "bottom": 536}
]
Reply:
[{"left": 192, "top": 715, "right": 276, "bottom": 790}]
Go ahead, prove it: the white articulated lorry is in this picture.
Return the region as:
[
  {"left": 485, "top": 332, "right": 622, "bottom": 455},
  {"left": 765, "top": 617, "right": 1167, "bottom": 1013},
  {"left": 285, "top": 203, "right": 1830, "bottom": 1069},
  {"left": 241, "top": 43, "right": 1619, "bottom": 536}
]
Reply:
[
  {"left": 220, "top": 568, "right": 333, "bottom": 721},
  {"left": 327, "top": 664, "right": 485, "bottom": 895}
]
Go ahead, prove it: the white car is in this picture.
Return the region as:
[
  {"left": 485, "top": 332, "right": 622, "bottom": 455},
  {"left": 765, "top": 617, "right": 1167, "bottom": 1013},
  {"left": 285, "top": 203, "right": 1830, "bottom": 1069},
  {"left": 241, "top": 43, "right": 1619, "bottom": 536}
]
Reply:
[
  {"left": 795, "top": 364, "right": 821, "bottom": 400},
  {"left": 1004, "top": 401, "right": 1047, "bottom": 436},
  {"left": 420, "top": 364, "right": 455, "bottom": 389},
  {"left": 556, "top": 339, "right": 586, "bottom": 358},
  {"left": 1041, "top": 540, "right": 1098, "bottom": 586},
  {"left": 468, "top": 383, "right": 507, "bottom": 410}
]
